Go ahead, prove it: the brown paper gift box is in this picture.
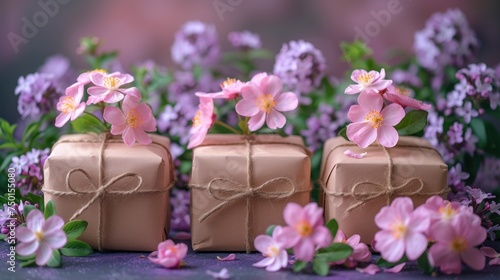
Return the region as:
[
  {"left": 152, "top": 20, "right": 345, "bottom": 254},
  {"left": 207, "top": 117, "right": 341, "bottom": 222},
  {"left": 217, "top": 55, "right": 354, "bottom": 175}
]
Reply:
[
  {"left": 190, "top": 134, "right": 311, "bottom": 252},
  {"left": 43, "top": 133, "right": 174, "bottom": 251},
  {"left": 320, "top": 136, "right": 448, "bottom": 244}
]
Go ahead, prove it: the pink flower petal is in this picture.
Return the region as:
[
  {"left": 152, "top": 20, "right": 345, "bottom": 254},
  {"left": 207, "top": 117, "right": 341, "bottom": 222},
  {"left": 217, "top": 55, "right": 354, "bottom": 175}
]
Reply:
[
  {"left": 217, "top": 253, "right": 236, "bottom": 261},
  {"left": 254, "top": 235, "right": 273, "bottom": 253},
  {"left": 461, "top": 247, "right": 485, "bottom": 271},
  {"left": 16, "top": 240, "right": 39, "bottom": 256},
  {"left": 36, "top": 242, "right": 53, "bottom": 266},
  {"left": 347, "top": 104, "right": 365, "bottom": 122},
  {"left": 381, "top": 237, "right": 405, "bottom": 263},
  {"left": 275, "top": 92, "right": 298, "bottom": 112},
  {"left": 55, "top": 112, "right": 71, "bottom": 128},
  {"left": 235, "top": 99, "right": 259, "bottom": 117},
  {"left": 261, "top": 75, "right": 283, "bottom": 97},
  {"left": 71, "top": 103, "right": 86, "bottom": 121},
  {"left": 122, "top": 87, "right": 142, "bottom": 102},
  {"left": 103, "top": 91, "right": 124, "bottom": 103},
  {"left": 346, "top": 122, "right": 377, "bottom": 148},
  {"left": 26, "top": 210, "right": 44, "bottom": 232},
  {"left": 345, "top": 84, "right": 364, "bottom": 95},
  {"left": 266, "top": 110, "right": 286, "bottom": 129},
  {"left": 206, "top": 268, "right": 231, "bottom": 279},
  {"left": 250, "top": 72, "right": 268, "bottom": 85},
  {"left": 350, "top": 69, "right": 366, "bottom": 83},
  {"left": 16, "top": 226, "right": 36, "bottom": 243},
  {"left": 344, "top": 149, "right": 367, "bottom": 159},
  {"left": 311, "top": 226, "right": 332, "bottom": 248},
  {"left": 377, "top": 125, "right": 399, "bottom": 148},
  {"left": 356, "top": 264, "right": 380, "bottom": 275},
  {"left": 42, "top": 215, "right": 64, "bottom": 235},
  {"left": 480, "top": 247, "right": 499, "bottom": 258},
  {"left": 385, "top": 262, "right": 406, "bottom": 273},
  {"left": 404, "top": 232, "right": 427, "bottom": 260},
  {"left": 103, "top": 106, "right": 126, "bottom": 125},
  {"left": 247, "top": 111, "right": 266, "bottom": 131},
  {"left": 489, "top": 258, "right": 500, "bottom": 266},
  {"left": 87, "top": 86, "right": 109, "bottom": 97},
  {"left": 372, "top": 79, "right": 392, "bottom": 91},
  {"left": 253, "top": 257, "right": 274, "bottom": 268},
  {"left": 283, "top": 203, "right": 303, "bottom": 226},
  {"left": 241, "top": 83, "right": 261, "bottom": 101},
  {"left": 380, "top": 103, "right": 405, "bottom": 126},
  {"left": 133, "top": 128, "right": 152, "bottom": 145},
  {"left": 44, "top": 230, "right": 67, "bottom": 249},
  {"left": 89, "top": 71, "right": 105, "bottom": 86},
  {"left": 358, "top": 91, "right": 383, "bottom": 113},
  {"left": 293, "top": 239, "right": 315, "bottom": 262},
  {"left": 122, "top": 127, "right": 136, "bottom": 146},
  {"left": 428, "top": 243, "right": 452, "bottom": 267}
]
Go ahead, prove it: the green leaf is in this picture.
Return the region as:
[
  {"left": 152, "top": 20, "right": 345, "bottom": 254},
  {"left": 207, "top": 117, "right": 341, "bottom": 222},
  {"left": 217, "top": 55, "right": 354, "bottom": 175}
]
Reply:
[
  {"left": 265, "top": 225, "right": 277, "bottom": 237},
  {"left": 46, "top": 249, "right": 62, "bottom": 267},
  {"left": 316, "top": 243, "right": 353, "bottom": 262},
  {"left": 376, "top": 255, "right": 408, "bottom": 268},
  {"left": 0, "top": 233, "right": 6, "bottom": 240},
  {"left": 16, "top": 254, "right": 36, "bottom": 261},
  {"left": 470, "top": 118, "right": 487, "bottom": 148},
  {"left": 63, "top": 220, "right": 88, "bottom": 241},
  {"left": 325, "top": 219, "right": 339, "bottom": 239},
  {"left": 23, "top": 193, "right": 44, "bottom": 212},
  {"left": 44, "top": 200, "right": 56, "bottom": 219},
  {"left": 60, "top": 240, "right": 93, "bottom": 257},
  {"left": 338, "top": 127, "right": 348, "bottom": 141},
  {"left": 23, "top": 205, "right": 37, "bottom": 219},
  {"left": 293, "top": 260, "right": 308, "bottom": 273},
  {"left": 20, "top": 259, "right": 37, "bottom": 268},
  {"left": 312, "top": 258, "right": 330, "bottom": 276},
  {"left": 394, "top": 110, "right": 428, "bottom": 136},
  {"left": 71, "top": 113, "right": 108, "bottom": 134},
  {"left": 417, "top": 253, "right": 434, "bottom": 275}
]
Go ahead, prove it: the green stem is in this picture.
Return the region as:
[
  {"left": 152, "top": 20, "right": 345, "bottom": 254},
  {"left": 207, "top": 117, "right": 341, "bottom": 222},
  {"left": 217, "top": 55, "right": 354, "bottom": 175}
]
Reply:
[{"left": 214, "top": 120, "right": 241, "bottom": 135}]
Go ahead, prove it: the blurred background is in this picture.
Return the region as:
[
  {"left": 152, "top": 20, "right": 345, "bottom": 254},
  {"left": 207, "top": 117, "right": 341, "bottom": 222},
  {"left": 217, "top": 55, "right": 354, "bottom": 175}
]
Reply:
[{"left": 1, "top": 0, "right": 499, "bottom": 123}]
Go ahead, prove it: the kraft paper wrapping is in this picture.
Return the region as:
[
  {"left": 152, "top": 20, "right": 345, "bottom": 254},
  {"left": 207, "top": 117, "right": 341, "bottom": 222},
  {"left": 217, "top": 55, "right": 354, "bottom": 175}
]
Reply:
[
  {"left": 43, "top": 133, "right": 174, "bottom": 251},
  {"left": 190, "top": 134, "right": 311, "bottom": 252},
  {"left": 320, "top": 136, "right": 448, "bottom": 244}
]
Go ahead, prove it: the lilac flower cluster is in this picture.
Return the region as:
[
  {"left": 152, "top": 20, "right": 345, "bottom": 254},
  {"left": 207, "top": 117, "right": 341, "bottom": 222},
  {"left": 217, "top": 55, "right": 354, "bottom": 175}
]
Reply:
[
  {"left": 228, "top": 31, "right": 262, "bottom": 50},
  {"left": 170, "top": 189, "right": 190, "bottom": 232},
  {"left": 171, "top": 21, "right": 220, "bottom": 69},
  {"left": 391, "top": 64, "right": 422, "bottom": 87},
  {"left": 414, "top": 9, "right": 478, "bottom": 75},
  {"left": 443, "top": 64, "right": 500, "bottom": 122},
  {"left": 0, "top": 201, "right": 36, "bottom": 235},
  {"left": 474, "top": 158, "right": 500, "bottom": 193},
  {"left": 273, "top": 40, "right": 326, "bottom": 104},
  {"left": 15, "top": 55, "right": 74, "bottom": 119},
  {"left": 300, "top": 95, "right": 354, "bottom": 152},
  {"left": 10, "top": 148, "right": 50, "bottom": 195}
]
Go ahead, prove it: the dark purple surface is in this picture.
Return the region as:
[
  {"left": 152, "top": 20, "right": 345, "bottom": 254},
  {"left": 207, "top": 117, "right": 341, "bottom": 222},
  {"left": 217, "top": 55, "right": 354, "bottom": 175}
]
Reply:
[{"left": 2, "top": 241, "right": 500, "bottom": 280}]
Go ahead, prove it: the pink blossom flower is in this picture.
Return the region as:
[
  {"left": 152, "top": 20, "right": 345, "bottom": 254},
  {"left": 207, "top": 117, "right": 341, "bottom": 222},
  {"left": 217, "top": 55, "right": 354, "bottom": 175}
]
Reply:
[
  {"left": 55, "top": 82, "right": 86, "bottom": 127},
  {"left": 217, "top": 253, "right": 236, "bottom": 261},
  {"left": 356, "top": 264, "right": 380, "bottom": 275},
  {"left": 87, "top": 71, "right": 135, "bottom": 104},
  {"left": 76, "top": 69, "right": 108, "bottom": 85},
  {"left": 197, "top": 78, "right": 245, "bottom": 100},
  {"left": 374, "top": 197, "right": 430, "bottom": 262},
  {"left": 103, "top": 95, "right": 156, "bottom": 146},
  {"left": 333, "top": 230, "right": 371, "bottom": 268},
  {"left": 253, "top": 226, "right": 288, "bottom": 272},
  {"left": 345, "top": 69, "right": 392, "bottom": 95},
  {"left": 480, "top": 247, "right": 500, "bottom": 266},
  {"left": 15, "top": 209, "right": 67, "bottom": 266},
  {"left": 383, "top": 85, "right": 432, "bottom": 110},
  {"left": 277, "top": 202, "right": 332, "bottom": 262},
  {"left": 346, "top": 92, "right": 405, "bottom": 148},
  {"left": 235, "top": 73, "right": 298, "bottom": 131},
  {"left": 428, "top": 214, "right": 487, "bottom": 274},
  {"left": 343, "top": 150, "right": 367, "bottom": 159},
  {"left": 187, "top": 96, "right": 215, "bottom": 149},
  {"left": 149, "top": 239, "right": 188, "bottom": 268}
]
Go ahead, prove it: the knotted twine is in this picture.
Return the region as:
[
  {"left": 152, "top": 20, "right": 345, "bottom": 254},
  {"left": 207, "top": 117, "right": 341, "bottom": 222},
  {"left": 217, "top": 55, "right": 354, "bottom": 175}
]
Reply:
[
  {"left": 42, "top": 133, "right": 174, "bottom": 251},
  {"left": 189, "top": 137, "right": 311, "bottom": 253},
  {"left": 320, "top": 142, "right": 449, "bottom": 217}
]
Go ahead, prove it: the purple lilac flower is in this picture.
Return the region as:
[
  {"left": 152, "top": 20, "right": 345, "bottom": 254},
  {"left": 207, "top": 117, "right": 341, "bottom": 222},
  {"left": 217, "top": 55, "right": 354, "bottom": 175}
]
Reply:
[
  {"left": 15, "top": 73, "right": 60, "bottom": 119},
  {"left": 170, "top": 189, "right": 190, "bottom": 232},
  {"left": 454, "top": 101, "right": 478, "bottom": 123},
  {"left": 474, "top": 158, "right": 500, "bottom": 193},
  {"left": 273, "top": 40, "right": 326, "bottom": 104},
  {"left": 228, "top": 31, "right": 262, "bottom": 50},
  {"left": 168, "top": 70, "right": 217, "bottom": 109},
  {"left": 0, "top": 204, "right": 11, "bottom": 226},
  {"left": 424, "top": 110, "right": 443, "bottom": 146},
  {"left": 448, "top": 163, "right": 469, "bottom": 192},
  {"left": 414, "top": 9, "right": 478, "bottom": 75},
  {"left": 465, "top": 186, "right": 495, "bottom": 204},
  {"left": 0, "top": 201, "right": 33, "bottom": 235},
  {"left": 463, "top": 127, "right": 478, "bottom": 155},
  {"left": 37, "top": 55, "right": 75, "bottom": 92},
  {"left": 157, "top": 104, "right": 192, "bottom": 145},
  {"left": 391, "top": 65, "right": 422, "bottom": 87},
  {"left": 171, "top": 21, "right": 220, "bottom": 69},
  {"left": 9, "top": 148, "right": 50, "bottom": 195},
  {"left": 487, "top": 225, "right": 500, "bottom": 241},
  {"left": 447, "top": 122, "right": 464, "bottom": 145},
  {"left": 490, "top": 201, "right": 500, "bottom": 216}
]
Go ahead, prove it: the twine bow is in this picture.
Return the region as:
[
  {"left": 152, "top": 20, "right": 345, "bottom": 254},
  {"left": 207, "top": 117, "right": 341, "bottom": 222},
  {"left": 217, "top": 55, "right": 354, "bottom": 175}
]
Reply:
[
  {"left": 190, "top": 138, "right": 310, "bottom": 253},
  {"left": 43, "top": 133, "right": 173, "bottom": 251},
  {"left": 321, "top": 142, "right": 449, "bottom": 217}
]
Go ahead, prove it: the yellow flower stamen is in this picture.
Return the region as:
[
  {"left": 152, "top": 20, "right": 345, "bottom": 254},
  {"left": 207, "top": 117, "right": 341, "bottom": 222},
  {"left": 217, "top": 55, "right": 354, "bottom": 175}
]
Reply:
[
  {"left": 294, "top": 221, "right": 313, "bottom": 237},
  {"left": 93, "top": 69, "right": 107, "bottom": 74},
  {"left": 451, "top": 237, "right": 467, "bottom": 253},
  {"left": 34, "top": 231, "right": 44, "bottom": 241},
  {"left": 192, "top": 111, "right": 202, "bottom": 127},
  {"left": 60, "top": 96, "right": 75, "bottom": 113},
  {"left": 357, "top": 73, "right": 374, "bottom": 86},
  {"left": 365, "top": 110, "right": 384, "bottom": 128},
  {"left": 221, "top": 78, "right": 236, "bottom": 89},
  {"left": 126, "top": 108, "right": 142, "bottom": 128},
  {"left": 256, "top": 94, "right": 276, "bottom": 113},
  {"left": 438, "top": 203, "right": 458, "bottom": 220},
  {"left": 266, "top": 245, "right": 280, "bottom": 258},
  {"left": 104, "top": 76, "right": 120, "bottom": 89},
  {"left": 395, "top": 87, "right": 411, "bottom": 96},
  {"left": 390, "top": 219, "right": 407, "bottom": 239}
]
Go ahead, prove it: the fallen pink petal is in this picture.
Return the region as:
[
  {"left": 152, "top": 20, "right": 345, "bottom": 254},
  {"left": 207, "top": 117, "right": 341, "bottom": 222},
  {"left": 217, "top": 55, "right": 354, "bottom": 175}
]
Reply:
[
  {"left": 344, "top": 149, "right": 367, "bottom": 159},
  {"left": 206, "top": 268, "right": 232, "bottom": 279},
  {"left": 356, "top": 264, "right": 380, "bottom": 275},
  {"left": 217, "top": 254, "right": 236, "bottom": 261},
  {"left": 480, "top": 247, "right": 499, "bottom": 259},
  {"left": 385, "top": 262, "right": 406, "bottom": 273}
]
